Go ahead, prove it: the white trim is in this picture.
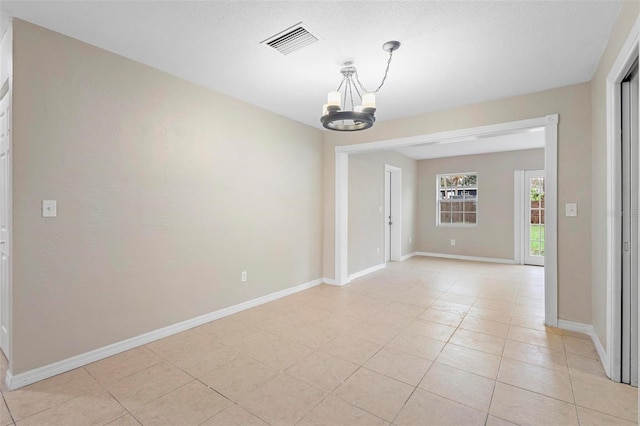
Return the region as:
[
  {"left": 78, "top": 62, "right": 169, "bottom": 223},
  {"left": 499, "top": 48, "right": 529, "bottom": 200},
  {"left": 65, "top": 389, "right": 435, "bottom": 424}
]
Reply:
[
  {"left": 334, "top": 115, "right": 558, "bottom": 329},
  {"left": 335, "top": 117, "right": 547, "bottom": 154},
  {"left": 323, "top": 277, "right": 337, "bottom": 286},
  {"left": 605, "top": 15, "right": 640, "bottom": 382},
  {"left": 400, "top": 252, "right": 417, "bottom": 261},
  {"left": 415, "top": 252, "right": 515, "bottom": 265},
  {"left": 348, "top": 263, "right": 386, "bottom": 281},
  {"left": 6, "top": 277, "right": 323, "bottom": 390},
  {"left": 558, "top": 320, "right": 610, "bottom": 377},
  {"left": 557, "top": 319, "right": 593, "bottom": 336},
  {"left": 0, "top": 21, "right": 12, "bottom": 371},
  {"left": 335, "top": 152, "right": 349, "bottom": 286},
  {"left": 592, "top": 330, "right": 611, "bottom": 378},
  {"left": 544, "top": 114, "right": 559, "bottom": 327}
]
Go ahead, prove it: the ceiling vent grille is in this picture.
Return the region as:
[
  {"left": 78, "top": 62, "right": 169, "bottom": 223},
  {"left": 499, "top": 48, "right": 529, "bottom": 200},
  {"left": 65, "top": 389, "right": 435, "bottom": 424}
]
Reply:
[{"left": 261, "top": 23, "right": 319, "bottom": 55}]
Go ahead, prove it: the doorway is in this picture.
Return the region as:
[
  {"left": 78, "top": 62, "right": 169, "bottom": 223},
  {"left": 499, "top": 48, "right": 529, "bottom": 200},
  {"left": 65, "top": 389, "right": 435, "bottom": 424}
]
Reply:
[
  {"left": 384, "top": 165, "right": 402, "bottom": 263},
  {"left": 524, "top": 170, "right": 546, "bottom": 267},
  {"left": 335, "top": 115, "right": 559, "bottom": 326},
  {"left": 621, "top": 59, "right": 638, "bottom": 386}
]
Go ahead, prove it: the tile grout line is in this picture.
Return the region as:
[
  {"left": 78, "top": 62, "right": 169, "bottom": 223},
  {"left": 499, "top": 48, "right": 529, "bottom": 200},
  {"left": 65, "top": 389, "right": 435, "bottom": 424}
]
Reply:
[
  {"left": 561, "top": 336, "right": 582, "bottom": 425},
  {"left": 83, "top": 365, "right": 145, "bottom": 426},
  {"left": 1, "top": 392, "right": 15, "bottom": 426}
]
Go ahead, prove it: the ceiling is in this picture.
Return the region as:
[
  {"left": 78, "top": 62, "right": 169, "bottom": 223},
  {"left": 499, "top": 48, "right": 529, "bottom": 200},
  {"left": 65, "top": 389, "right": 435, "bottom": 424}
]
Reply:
[
  {"left": 0, "top": 0, "right": 622, "bottom": 134},
  {"left": 0, "top": 1, "right": 622, "bottom": 128}
]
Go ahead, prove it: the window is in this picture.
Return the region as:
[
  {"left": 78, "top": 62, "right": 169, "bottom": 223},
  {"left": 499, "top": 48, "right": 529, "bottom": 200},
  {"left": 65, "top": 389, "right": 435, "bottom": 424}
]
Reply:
[{"left": 437, "top": 172, "right": 478, "bottom": 226}]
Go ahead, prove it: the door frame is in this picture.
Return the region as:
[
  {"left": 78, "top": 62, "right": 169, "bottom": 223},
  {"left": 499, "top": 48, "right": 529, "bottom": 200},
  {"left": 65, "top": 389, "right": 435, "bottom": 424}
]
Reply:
[
  {"left": 334, "top": 114, "right": 559, "bottom": 327},
  {"left": 605, "top": 16, "right": 640, "bottom": 382},
  {"left": 0, "top": 90, "right": 10, "bottom": 364},
  {"left": 384, "top": 164, "right": 402, "bottom": 263},
  {"left": 0, "top": 22, "right": 12, "bottom": 369}
]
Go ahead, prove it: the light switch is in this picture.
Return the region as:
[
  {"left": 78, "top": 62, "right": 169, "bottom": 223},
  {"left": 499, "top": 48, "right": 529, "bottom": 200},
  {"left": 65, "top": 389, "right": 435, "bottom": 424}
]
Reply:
[
  {"left": 565, "top": 203, "right": 577, "bottom": 217},
  {"left": 42, "top": 200, "right": 57, "bottom": 218}
]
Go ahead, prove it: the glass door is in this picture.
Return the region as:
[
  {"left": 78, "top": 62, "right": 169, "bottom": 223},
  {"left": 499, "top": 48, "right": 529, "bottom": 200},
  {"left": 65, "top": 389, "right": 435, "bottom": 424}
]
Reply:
[{"left": 525, "top": 170, "right": 545, "bottom": 266}]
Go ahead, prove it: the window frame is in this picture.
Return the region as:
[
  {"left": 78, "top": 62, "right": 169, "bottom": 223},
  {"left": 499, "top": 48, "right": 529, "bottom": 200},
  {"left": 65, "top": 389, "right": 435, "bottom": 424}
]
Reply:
[{"left": 436, "top": 172, "right": 478, "bottom": 227}]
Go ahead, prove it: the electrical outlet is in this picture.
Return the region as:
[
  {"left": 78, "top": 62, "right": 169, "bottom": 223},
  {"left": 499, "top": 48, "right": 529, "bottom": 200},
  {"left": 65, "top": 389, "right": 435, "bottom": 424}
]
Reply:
[
  {"left": 241, "top": 271, "right": 247, "bottom": 282},
  {"left": 450, "top": 239, "right": 456, "bottom": 246}
]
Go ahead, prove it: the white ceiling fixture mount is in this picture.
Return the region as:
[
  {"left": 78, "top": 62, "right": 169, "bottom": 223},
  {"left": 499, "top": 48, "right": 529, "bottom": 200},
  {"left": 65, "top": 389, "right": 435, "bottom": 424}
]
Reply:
[{"left": 321, "top": 40, "right": 400, "bottom": 131}]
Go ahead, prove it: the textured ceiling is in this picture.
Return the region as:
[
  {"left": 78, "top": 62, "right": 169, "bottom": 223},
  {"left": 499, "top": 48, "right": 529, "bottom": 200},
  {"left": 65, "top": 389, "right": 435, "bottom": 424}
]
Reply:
[{"left": 0, "top": 1, "right": 623, "bottom": 132}]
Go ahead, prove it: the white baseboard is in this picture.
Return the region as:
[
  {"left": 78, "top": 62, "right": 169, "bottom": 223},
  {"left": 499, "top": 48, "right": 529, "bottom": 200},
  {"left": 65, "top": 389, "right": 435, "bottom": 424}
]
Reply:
[
  {"left": 323, "top": 277, "right": 337, "bottom": 286},
  {"left": 400, "top": 252, "right": 417, "bottom": 261},
  {"left": 325, "top": 255, "right": 415, "bottom": 286},
  {"left": 348, "top": 263, "right": 386, "bottom": 281},
  {"left": 591, "top": 332, "right": 610, "bottom": 378},
  {"left": 6, "top": 277, "right": 323, "bottom": 390},
  {"left": 557, "top": 319, "right": 609, "bottom": 378},
  {"left": 415, "top": 252, "right": 515, "bottom": 264},
  {"left": 557, "top": 319, "right": 592, "bottom": 335}
]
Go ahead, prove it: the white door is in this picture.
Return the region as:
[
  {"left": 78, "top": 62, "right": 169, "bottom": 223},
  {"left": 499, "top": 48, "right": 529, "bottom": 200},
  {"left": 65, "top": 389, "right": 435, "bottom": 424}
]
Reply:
[
  {"left": 384, "top": 171, "right": 391, "bottom": 262},
  {"left": 384, "top": 166, "right": 402, "bottom": 263},
  {"left": 0, "top": 92, "right": 10, "bottom": 359},
  {"left": 621, "top": 59, "right": 638, "bottom": 387},
  {"left": 524, "top": 170, "right": 545, "bottom": 266}
]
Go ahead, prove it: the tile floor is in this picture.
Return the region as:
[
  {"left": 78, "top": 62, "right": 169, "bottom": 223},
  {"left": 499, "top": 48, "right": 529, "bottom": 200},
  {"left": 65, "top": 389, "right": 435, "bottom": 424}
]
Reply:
[{"left": 0, "top": 257, "right": 637, "bottom": 425}]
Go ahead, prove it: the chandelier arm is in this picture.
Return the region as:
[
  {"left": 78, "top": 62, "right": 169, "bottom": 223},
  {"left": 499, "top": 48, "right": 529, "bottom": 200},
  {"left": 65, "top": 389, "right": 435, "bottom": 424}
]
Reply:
[
  {"left": 336, "top": 76, "right": 346, "bottom": 92},
  {"left": 354, "top": 50, "right": 394, "bottom": 94},
  {"left": 348, "top": 79, "right": 356, "bottom": 110},
  {"left": 353, "top": 81, "right": 362, "bottom": 101}
]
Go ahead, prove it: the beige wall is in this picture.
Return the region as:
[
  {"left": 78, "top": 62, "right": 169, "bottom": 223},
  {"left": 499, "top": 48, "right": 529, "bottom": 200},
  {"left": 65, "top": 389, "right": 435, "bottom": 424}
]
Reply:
[
  {"left": 417, "top": 149, "right": 544, "bottom": 260},
  {"left": 591, "top": 2, "right": 640, "bottom": 350},
  {"left": 10, "top": 3, "right": 633, "bottom": 375},
  {"left": 348, "top": 151, "right": 417, "bottom": 275},
  {"left": 11, "top": 20, "right": 324, "bottom": 374},
  {"left": 324, "top": 82, "right": 592, "bottom": 323}
]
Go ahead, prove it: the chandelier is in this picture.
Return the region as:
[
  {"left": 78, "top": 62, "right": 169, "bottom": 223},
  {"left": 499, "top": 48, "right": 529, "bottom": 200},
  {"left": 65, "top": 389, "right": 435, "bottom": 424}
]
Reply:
[{"left": 321, "top": 41, "right": 401, "bottom": 131}]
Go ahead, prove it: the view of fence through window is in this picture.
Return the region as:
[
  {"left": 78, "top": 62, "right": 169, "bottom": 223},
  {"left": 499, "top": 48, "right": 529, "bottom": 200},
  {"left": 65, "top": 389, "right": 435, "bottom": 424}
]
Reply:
[
  {"left": 530, "top": 177, "right": 545, "bottom": 256},
  {"left": 437, "top": 173, "right": 478, "bottom": 226}
]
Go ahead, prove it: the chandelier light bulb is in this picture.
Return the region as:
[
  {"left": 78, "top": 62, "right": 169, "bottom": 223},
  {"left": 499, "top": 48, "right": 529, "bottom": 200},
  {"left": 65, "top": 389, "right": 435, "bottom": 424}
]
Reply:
[
  {"left": 327, "top": 91, "right": 341, "bottom": 108},
  {"left": 362, "top": 93, "right": 376, "bottom": 109},
  {"left": 322, "top": 104, "right": 329, "bottom": 116},
  {"left": 354, "top": 106, "right": 363, "bottom": 112}
]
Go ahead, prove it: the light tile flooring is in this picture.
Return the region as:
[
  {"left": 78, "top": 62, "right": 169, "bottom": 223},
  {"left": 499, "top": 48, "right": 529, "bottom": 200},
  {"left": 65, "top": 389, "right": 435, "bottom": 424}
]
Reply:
[{"left": 0, "top": 257, "right": 637, "bottom": 425}]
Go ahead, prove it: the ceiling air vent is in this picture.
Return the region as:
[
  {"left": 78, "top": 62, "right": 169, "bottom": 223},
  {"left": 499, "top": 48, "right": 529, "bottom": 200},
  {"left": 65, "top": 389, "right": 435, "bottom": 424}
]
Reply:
[{"left": 261, "top": 23, "right": 319, "bottom": 55}]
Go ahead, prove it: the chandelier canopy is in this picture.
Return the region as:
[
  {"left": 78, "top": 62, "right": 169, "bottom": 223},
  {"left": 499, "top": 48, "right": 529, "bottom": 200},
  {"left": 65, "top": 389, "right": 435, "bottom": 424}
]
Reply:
[{"left": 321, "top": 41, "right": 400, "bottom": 132}]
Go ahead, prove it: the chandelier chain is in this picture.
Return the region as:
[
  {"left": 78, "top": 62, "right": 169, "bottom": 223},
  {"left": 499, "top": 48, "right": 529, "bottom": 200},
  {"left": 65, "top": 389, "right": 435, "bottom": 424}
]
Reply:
[{"left": 354, "top": 50, "right": 394, "bottom": 94}]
